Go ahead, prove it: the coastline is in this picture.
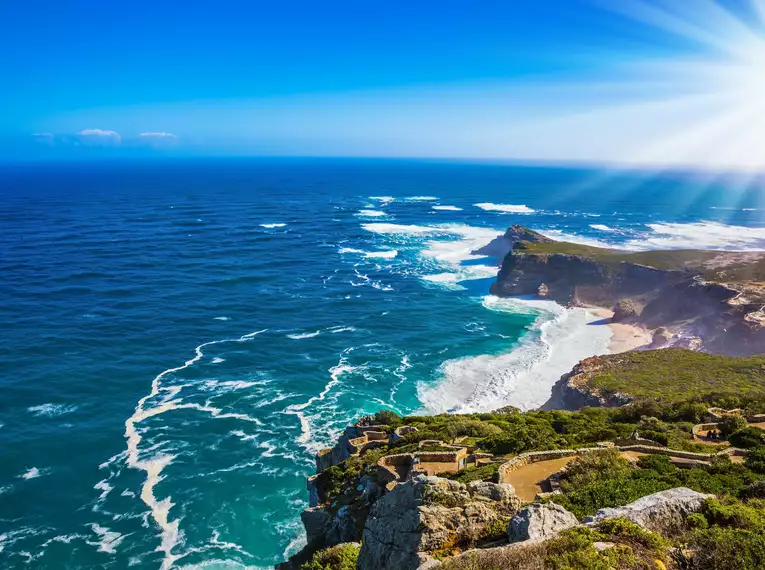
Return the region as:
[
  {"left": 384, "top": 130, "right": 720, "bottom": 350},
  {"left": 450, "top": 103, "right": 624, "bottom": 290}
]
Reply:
[{"left": 588, "top": 306, "right": 653, "bottom": 354}]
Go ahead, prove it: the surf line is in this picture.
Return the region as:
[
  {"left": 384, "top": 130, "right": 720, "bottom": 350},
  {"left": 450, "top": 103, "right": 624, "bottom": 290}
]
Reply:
[{"left": 122, "top": 328, "right": 267, "bottom": 570}]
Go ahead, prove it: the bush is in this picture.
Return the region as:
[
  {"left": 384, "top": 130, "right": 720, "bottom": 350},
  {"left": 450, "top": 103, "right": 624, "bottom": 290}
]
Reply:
[
  {"left": 373, "top": 410, "right": 402, "bottom": 427},
  {"left": 719, "top": 415, "right": 748, "bottom": 438},
  {"left": 743, "top": 480, "right": 765, "bottom": 500},
  {"left": 302, "top": 543, "right": 359, "bottom": 570},
  {"left": 746, "top": 446, "right": 765, "bottom": 474},
  {"left": 558, "top": 448, "right": 631, "bottom": 491},
  {"left": 729, "top": 427, "right": 765, "bottom": 449},
  {"left": 690, "top": 527, "right": 765, "bottom": 570}
]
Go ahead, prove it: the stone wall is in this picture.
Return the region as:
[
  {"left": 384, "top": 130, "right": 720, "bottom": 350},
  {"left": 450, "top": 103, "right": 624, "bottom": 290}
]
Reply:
[{"left": 377, "top": 454, "right": 414, "bottom": 486}]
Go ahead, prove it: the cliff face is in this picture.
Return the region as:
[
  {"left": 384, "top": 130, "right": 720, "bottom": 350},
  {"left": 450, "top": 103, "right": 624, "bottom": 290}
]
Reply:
[{"left": 490, "top": 232, "right": 765, "bottom": 356}]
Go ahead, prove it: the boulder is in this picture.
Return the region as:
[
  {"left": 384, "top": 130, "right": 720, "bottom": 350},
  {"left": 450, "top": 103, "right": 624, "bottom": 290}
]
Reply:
[
  {"left": 507, "top": 502, "right": 579, "bottom": 543},
  {"left": 357, "top": 476, "right": 521, "bottom": 570},
  {"left": 612, "top": 299, "right": 642, "bottom": 322},
  {"left": 585, "top": 487, "right": 713, "bottom": 533}
]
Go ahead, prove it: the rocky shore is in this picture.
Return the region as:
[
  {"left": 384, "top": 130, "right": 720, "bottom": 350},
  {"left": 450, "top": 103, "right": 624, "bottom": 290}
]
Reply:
[{"left": 279, "top": 226, "right": 765, "bottom": 570}]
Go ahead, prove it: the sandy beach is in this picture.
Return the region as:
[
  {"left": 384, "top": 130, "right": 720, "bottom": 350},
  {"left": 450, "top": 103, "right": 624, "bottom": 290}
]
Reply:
[{"left": 588, "top": 306, "right": 653, "bottom": 354}]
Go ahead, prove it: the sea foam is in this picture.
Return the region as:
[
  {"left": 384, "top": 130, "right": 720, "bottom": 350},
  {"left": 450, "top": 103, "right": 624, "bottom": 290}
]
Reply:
[
  {"left": 418, "top": 297, "right": 611, "bottom": 413},
  {"left": 474, "top": 203, "right": 535, "bottom": 214}
]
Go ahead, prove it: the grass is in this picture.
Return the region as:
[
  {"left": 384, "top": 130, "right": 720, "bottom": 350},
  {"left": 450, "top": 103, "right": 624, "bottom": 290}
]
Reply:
[
  {"left": 517, "top": 232, "right": 765, "bottom": 284},
  {"left": 586, "top": 348, "right": 765, "bottom": 402}
]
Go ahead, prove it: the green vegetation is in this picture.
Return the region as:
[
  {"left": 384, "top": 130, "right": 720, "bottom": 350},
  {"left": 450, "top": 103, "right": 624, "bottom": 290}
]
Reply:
[
  {"left": 586, "top": 348, "right": 765, "bottom": 403},
  {"left": 518, "top": 236, "right": 765, "bottom": 284},
  {"left": 554, "top": 451, "right": 765, "bottom": 520},
  {"left": 301, "top": 543, "right": 359, "bottom": 570}
]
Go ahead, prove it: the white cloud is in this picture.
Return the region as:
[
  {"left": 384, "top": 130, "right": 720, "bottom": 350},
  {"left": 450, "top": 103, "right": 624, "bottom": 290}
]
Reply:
[
  {"left": 139, "top": 132, "right": 177, "bottom": 139},
  {"left": 77, "top": 129, "right": 122, "bottom": 145}
]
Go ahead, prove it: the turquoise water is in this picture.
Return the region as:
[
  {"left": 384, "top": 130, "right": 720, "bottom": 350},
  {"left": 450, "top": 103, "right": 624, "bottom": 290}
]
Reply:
[{"left": 3, "top": 159, "right": 765, "bottom": 568}]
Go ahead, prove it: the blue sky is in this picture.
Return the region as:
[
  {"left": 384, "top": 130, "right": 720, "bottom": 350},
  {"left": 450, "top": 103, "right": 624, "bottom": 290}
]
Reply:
[{"left": 3, "top": 0, "right": 765, "bottom": 165}]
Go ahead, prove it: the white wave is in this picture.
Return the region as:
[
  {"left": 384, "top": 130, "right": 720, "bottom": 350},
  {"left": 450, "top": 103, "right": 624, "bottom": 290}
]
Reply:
[
  {"left": 418, "top": 297, "right": 611, "bottom": 413},
  {"left": 28, "top": 403, "right": 77, "bottom": 417},
  {"left": 364, "top": 250, "right": 398, "bottom": 259},
  {"left": 405, "top": 196, "right": 438, "bottom": 201},
  {"left": 474, "top": 203, "right": 535, "bottom": 214},
  {"left": 432, "top": 205, "right": 463, "bottom": 211},
  {"left": 120, "top": 328, "right": 267, "bottom": 570},
  {"left": 287, "top": 330, "right": 321, "bottom": 340},
  {"left": 20, "top": 467, "right": 48, "bottom": 480},
  {"left": 539, "top": 229, "right": 623, "bottom": 249},
  {"left": 93, "top": 479, "right": 113, "bottom": 503},
  {"left": 260, "top": 223, "right": 286, "bottom": 228},
  {"left": 369, "top": 196, "right": 395, "bottom": 206},
  {"left": 362, "top": 222, "right": 503, "bottom": 288},
  {"left": 627, "top": 221, "right": 765, "bottom": 251},
  {"left": 328, "top": 326, "right": 356, "bottom": 333},
  {"left": 356, "top": 209, "right": 388, "bottom": 218},
  {"left": 211, "top": 357, "right": 225, "bottom": 364},
  {"left": 284, "top": 359, "right": 355, "bottom": 452},
  {"left": 338, "top": 247, "right": 365, "bottom": 254},
  {"left": 590, "top": 224, "right": 615, "bottom": 232},
  {"left": 90, "top": 524, "right": 125, "bottom": 554}
]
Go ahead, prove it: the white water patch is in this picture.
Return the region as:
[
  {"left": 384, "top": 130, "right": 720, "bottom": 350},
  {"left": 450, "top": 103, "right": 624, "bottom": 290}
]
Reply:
[
  {"left": 474, "top": 203, "right": 535, "bottom": 214},
  {"left": 260, "top": 223, "right": 286, "bottom": 229},
  {"left": 356, "top": 209, "right": 388, "bottom": 218},
  {"left": 627, "top": 221, "right": 765, "bottom": 251},
  {"left": 90, "top": 524, "right": 125, "bottom": 554},
  {"left": 405, "top": 196, "right": 438, "bottom": 201},
  {"left": 338, "top": 247, "right": 365, "bottom": 254},
  {"left": 432, "top": 205, "right": 463, "bottom": 211},
  {"left": 590, "top": 224, "right": 615, "bottom": 232},
  {"left": 287, "top": 330, "right": 321, "bottom": 340},
  {"left": 211, "top": 357, "right": 225, "bottom": 364},
  {"left": 364, "top": 250, "right": 398, "bottom": 259},
  {"left": 213, "top": 316, "right": 229, "bottom": 321},
  {"left": 418, "top": 297, "right": 612, "bottom": 413},
  {"left": 119, "top": 328, "right": 267, "bottom": 570},
  {"left": 327, "top": 326, "right": 356, "bottom": 334},
  {"left": 369, "top": 196, "right": 395, "bottom": 206},
  {"left": 362, "top": 222, "right": 503, "bottom": 290},
  {"left": 20, "top": 467, "right": 48, "bottom": 480},
  {"left": 28, "top": 403, "right": 78, "bottom": 417},
  {"left": 283, "top": 358, "right": 356, "bottom": 454}
]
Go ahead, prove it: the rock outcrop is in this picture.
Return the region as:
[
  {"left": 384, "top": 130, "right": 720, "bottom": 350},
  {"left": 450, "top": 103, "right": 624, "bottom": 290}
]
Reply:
[
  {"left": 542, "top": 356, "right": 633, "bottom": 411},
  {"left": 471, "top": 225, "right": 554, "bottom": 260},
  {"left": 490, "top": 231, "right": 765, "bottom": 355},
  {"left": 508, "top": 502, "right": 579, "bottom": 543},
  {"left": 357, "top": 475, "right": 521, "bottom": 570},
  {"left": 585, "top": 487, "right": 713, "bottom": 534}
]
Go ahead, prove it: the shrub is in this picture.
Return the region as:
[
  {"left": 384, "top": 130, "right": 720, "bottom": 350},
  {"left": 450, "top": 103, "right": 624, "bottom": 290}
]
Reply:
[
  {"left": 302, "top": 543, "right": 359, "bottom": 570},
  {"left": 690, "top": 527, "right": 765, "bottom": 570},
  {"left": 687, "top": 512, "right": 709, "bottom": 529},
  {"left": 701, "top": 498, "right": 765, "bottom": 531},
  {"left": 729, "top": 426, "right": 765, "bottom": 449},
  {"left": 719, "top": 415, "right": 748, "bottom": 438},
  {"left": 745, "top": 446, "right": 765, "bottom": 474},
  {"left": 558, "top": 448, "right": 631, "bottom": 491},
  {"left": 743, "top": 480, "right": 765, "bottom": 500},
  {"left": 373, "top": 410, "right": 402, "bottom": 427}
]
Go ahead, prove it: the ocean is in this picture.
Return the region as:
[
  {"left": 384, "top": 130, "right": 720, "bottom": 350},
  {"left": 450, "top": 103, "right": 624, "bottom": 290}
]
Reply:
[{"left": 2, "top": 158, "right": 765, "bottom": 569}]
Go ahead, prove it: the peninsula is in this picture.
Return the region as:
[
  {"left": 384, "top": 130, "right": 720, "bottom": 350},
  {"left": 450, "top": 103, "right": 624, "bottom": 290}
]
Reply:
[{"left": 280, "top": 227, "right": 765, "bottom": 570}]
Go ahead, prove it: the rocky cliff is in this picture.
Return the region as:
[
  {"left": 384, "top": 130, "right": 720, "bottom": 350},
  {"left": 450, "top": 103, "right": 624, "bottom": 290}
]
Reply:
[{"left": 489, "top": 226, "right": 765, "bottom": 355}]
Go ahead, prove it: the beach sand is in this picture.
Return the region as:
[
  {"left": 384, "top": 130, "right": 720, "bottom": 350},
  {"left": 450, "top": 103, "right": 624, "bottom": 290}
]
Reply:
[{"left": 588, "top": 307, "right": 653, "bottom": 354}]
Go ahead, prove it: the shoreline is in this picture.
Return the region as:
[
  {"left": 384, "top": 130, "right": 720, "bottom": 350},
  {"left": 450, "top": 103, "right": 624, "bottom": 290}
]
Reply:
[{"left": 587, "top": 306, "right": 653, "bottom": 354}]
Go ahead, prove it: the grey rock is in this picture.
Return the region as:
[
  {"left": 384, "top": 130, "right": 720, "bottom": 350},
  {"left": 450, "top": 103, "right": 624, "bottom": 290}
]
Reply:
[
  {"left": 357, "top": 475, "right": 521, "bottom": 570},
  {"left": 585, "top": 487, "right": 713, "bottom": 533},
  {"left": 301, "top": 507, "right": 332, "bottom": 544},
  {"left": 508, "top": 502, "right": 578, "bottom": 543}
]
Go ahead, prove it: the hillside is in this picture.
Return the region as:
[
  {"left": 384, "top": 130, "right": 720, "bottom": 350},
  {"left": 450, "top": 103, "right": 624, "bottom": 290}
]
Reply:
[{"left": 491, "top": 226, "right": 765, "bottom": 355}]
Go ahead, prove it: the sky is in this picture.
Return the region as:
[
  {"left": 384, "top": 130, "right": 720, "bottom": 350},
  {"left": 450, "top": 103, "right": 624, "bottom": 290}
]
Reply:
[{"left": 3, "top": 0, "right": 765, "bottom": 167}]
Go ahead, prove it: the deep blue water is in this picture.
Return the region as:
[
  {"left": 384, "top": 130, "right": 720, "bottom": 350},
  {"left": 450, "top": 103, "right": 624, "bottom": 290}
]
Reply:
[{"left": 2, "top": 159, "right": 765, "bottom": 569}]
